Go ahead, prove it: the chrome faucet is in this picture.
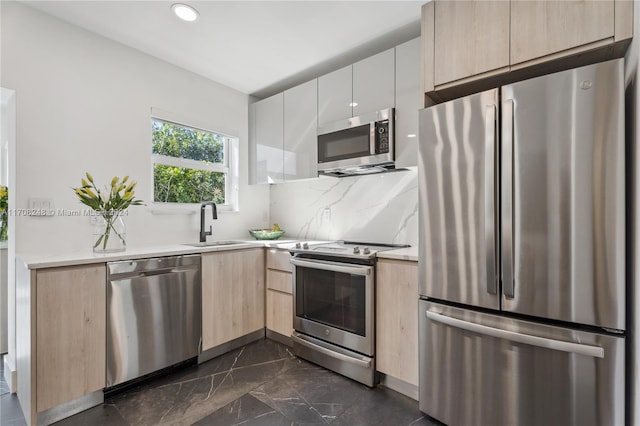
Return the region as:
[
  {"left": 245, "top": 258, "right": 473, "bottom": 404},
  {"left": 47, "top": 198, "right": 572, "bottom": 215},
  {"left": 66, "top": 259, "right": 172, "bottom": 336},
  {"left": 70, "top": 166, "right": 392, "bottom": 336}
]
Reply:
[{"left": 200, "top": 201, "right": 218, "bottom": 242}]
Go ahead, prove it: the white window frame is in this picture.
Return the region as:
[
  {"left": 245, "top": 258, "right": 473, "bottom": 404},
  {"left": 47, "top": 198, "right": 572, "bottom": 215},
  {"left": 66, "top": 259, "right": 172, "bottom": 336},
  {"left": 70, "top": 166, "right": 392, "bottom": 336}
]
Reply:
[{"left": 150, "top": 114, "right": 239, "bottom": 213}]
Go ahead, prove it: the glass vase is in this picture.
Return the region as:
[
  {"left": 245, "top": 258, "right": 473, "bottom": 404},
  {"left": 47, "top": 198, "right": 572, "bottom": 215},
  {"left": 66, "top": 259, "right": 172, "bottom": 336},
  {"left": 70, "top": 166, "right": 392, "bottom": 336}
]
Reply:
[{"left": 93, "top": 214, "right": 126, "bottom": 253}]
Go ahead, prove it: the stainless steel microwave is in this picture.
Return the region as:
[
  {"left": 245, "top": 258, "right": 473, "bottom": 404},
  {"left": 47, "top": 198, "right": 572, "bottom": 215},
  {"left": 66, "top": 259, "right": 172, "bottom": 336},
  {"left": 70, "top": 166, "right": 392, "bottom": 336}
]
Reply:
[{"left": 317, "top": 108, "right": 394, "bottom": 177}]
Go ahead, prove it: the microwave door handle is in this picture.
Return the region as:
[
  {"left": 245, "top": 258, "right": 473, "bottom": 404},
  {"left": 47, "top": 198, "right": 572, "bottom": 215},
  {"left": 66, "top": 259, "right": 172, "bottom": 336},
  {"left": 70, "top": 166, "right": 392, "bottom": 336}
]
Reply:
[
  {"left": 290, "top": 258, "right": 371, "bottom": 276},
  {"left": 370, "top": 122, "right": 376, "bottom": 155}
]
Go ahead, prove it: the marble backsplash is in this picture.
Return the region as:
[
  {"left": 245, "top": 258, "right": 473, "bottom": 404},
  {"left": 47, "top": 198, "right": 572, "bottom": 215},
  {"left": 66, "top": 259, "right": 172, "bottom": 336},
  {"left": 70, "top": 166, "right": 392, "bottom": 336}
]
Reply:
[{"left": 270, "top": 167, "right": 418, "bottom": 247}]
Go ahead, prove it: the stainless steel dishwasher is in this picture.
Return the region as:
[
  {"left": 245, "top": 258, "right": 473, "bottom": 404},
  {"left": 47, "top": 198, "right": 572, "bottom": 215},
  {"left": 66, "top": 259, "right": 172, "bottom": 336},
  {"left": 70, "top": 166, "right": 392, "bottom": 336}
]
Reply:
[{"left": 106, "top": 254, "right": 201, "bottom": 387}]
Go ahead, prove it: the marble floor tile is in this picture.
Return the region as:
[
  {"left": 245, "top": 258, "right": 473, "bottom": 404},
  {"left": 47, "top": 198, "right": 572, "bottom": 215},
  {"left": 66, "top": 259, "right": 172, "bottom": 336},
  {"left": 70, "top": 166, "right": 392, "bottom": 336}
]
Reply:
[
  {"left": 53, "top": 403, "right": 128, "bottom": 426},
  {"left": 109, "top": 351, "right": 299, "bottom": 425},
  {"left": 7, "top": 338, "right": 437, "bottom": 426},
  {"left": 0, "top": 393, "right": 27, "bottom": 426},
  {"left": 193, "top": 393, "right": 291, "bottom": 426}
]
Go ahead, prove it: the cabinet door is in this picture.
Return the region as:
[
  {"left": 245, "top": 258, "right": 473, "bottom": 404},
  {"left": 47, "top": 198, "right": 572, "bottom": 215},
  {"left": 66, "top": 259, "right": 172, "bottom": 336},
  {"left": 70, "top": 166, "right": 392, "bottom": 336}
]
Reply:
[
  {"left": 284, "top": 79, "right": 318, "bottom": 180},
  {"left": 352, "top": 48, "right": 395, "bottom": 117},
  {"left": 394, "top": 38, "right": 420, "bottom": 168},
  {"left": 511, "top": 0, "right": 615, "bottom": 66},
  {"left": 36, "top": 264, "right": 106, "bottom": 412},
  {"left": 318, "top": 65, "right": 352, "bottom": 125},
  {"left": 376, "top": 259, "right": 418, "bottom": 387},
  {"left": 266, "top": 290, "right": 293, "bottom": 338},
  {"left": 254, "top": 93, "right": 284, "bottom": 184},
  {"left": 433, "top": 0, "right": 510, "bottom": 86},
  {"left": 202, "top": 249, "right": 265, "bottom": 350}
]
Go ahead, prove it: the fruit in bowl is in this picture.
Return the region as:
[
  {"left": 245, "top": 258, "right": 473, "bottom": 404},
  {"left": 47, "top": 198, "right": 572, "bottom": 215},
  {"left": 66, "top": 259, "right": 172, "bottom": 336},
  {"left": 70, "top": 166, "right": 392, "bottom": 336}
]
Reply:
[{"left": 249, "top": 224, "right": 285, "bottom": 240}]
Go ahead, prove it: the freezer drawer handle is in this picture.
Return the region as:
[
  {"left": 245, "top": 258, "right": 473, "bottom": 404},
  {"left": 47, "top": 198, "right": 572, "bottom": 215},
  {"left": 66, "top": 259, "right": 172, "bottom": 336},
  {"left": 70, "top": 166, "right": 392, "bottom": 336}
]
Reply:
[{"left": 426, "top": 311, "right": 604, "bottom": 358}]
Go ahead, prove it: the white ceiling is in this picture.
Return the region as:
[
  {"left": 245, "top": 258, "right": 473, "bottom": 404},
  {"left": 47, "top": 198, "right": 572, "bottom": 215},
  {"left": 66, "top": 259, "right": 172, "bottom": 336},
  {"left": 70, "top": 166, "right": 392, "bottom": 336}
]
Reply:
[{"left": 23, "top": 1, "right": 423, "bottom": 98}]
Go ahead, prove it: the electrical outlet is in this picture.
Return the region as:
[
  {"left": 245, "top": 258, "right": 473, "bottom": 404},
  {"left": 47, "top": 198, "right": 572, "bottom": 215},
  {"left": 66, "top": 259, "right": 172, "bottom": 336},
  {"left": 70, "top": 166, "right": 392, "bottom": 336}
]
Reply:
[{"left": 322, "top": 207, "right": 331, "bottom": 222}]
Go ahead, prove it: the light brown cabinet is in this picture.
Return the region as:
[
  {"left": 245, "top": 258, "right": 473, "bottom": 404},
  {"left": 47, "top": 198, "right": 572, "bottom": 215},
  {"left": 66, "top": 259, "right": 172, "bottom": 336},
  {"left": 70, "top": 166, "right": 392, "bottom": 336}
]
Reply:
[
  {"left": 201, "top": 249, "right": 265, "bottom": 350},
  {"left": 265, "top": 249, "right": 293, "bottom": 343},
  {"left": 376, "top": 259, "right": 418, "bottom": 390},
  {"left": 423, "top": 0, "right": 633, "bottom": 97},
  {"left": 16, "top": 261, "right": 107, "bottom": 425},
  {"left": 36, "top": 265, "right": 106, "bottom": 412},
  {"left": 511, "top": 1, "right": 615, "bottom": 66},
  {"left": 432, "top": 0, "right": 509, "bottom": 87}
]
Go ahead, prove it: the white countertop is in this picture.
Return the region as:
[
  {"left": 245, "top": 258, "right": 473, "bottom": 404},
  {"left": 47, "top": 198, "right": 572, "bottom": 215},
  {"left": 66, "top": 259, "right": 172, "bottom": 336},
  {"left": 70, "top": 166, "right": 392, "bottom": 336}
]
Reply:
[
  {"left": 18, "top": 239, "right": 328, "bottom": 270},
  {"left": 18, "top": 239, "right": 413, "bottom": 269},
  {"left": 376, "top": 246, "right": 418, "bottom": 262}
]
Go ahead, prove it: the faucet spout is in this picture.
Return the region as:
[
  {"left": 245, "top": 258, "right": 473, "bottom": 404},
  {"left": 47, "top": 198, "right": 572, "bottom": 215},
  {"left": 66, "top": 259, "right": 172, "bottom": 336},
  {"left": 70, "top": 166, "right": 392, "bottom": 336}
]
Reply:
[{"left": 200, "top": 201, "right": 218, "bottom": 242}]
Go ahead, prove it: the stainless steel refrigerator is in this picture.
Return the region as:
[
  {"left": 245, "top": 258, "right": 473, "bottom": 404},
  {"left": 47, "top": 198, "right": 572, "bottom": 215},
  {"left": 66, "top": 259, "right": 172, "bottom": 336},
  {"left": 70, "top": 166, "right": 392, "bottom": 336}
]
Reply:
[{"left": 418, "top": 59, "right": 625, "bottom": 426}]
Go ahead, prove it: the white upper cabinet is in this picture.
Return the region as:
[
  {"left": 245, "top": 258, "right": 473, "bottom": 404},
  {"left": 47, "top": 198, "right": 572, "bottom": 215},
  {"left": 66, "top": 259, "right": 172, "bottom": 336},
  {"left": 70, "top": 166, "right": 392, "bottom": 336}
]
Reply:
[
  {"left": 352, "top": 48, "right": 395, "bottom": 117},
  {"left": 318, "top": 49, "right": 396, "bottom": 125},
  {"left": 251, "top": 38, "right": 423, "bottom": 182},
  {"left": 394, "top": 38, "right": 420, "bottom": 168},
  {"left": 317, "top": 65, "right": 352, "bottom": 126},
  {"left": 253, "top": 93, "right": 284, "bottom": 184},
  {"left": 284, "top": 79, "right": 318, "bottom": 180}
]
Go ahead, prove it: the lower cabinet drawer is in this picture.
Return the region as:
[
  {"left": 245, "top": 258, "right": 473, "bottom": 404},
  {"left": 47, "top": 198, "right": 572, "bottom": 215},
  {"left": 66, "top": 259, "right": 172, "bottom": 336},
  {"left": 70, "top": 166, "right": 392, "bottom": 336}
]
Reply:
[
  {"left": 267, "top": 269, "right": 292, "bottom": 294},
  {"left": 266, "top": 249, "right": 292, "bottom": 272},
  {"left": 266, "top": 289, "right": 293, "bottom": 337}
]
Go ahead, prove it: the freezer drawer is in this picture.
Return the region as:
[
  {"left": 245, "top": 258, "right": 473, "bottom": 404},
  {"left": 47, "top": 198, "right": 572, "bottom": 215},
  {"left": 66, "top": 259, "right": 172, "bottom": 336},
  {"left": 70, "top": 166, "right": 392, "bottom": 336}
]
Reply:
[{"left": 419, "top": 301, "right": 624, "bottom": 426}]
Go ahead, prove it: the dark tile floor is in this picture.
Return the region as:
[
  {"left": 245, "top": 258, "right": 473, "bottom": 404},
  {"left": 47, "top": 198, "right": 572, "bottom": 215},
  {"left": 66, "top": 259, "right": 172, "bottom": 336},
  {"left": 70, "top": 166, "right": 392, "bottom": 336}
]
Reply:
[
  {"left": 1, "top": 357, "right": 27, "bottom": 426},
  {"left": 0, "top": 340, "right": 439, "bottom": 425}
]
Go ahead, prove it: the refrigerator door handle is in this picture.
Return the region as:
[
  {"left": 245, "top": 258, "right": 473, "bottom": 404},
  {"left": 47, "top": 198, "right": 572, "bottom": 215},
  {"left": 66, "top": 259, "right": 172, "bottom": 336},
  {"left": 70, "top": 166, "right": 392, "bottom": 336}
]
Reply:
[
  {"left": 501, "top": 99, "right": 515, "bottom": 298},
  {"left": 426, "top": 311, "right": 604, "bottom": 358},
  {"left": 485, "top": 104, "right": 498, "bottom": 295}
]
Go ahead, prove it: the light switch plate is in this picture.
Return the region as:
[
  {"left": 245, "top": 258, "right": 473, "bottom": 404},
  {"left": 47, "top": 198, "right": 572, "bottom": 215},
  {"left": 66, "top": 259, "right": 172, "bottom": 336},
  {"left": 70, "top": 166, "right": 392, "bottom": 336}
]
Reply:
[{"left": 28, "top": 198, "right": 55, "bottom": 216}]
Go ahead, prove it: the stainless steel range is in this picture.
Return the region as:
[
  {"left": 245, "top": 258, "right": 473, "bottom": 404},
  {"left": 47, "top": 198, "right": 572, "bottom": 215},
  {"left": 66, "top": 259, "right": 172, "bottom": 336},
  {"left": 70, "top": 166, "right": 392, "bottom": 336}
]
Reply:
[{"left": 289, "top": 241, "right": 408, "bottom": 386}]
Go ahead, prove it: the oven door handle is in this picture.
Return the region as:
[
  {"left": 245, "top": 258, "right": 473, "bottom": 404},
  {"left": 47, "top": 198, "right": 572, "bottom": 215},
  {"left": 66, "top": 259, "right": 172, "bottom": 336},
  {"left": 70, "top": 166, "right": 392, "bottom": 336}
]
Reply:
[
  {"left": 290, "top": 258, "right": 371, "bottom": 276},
  {"left": 292, "top": 333, "right": 373, "bottom": 368}
]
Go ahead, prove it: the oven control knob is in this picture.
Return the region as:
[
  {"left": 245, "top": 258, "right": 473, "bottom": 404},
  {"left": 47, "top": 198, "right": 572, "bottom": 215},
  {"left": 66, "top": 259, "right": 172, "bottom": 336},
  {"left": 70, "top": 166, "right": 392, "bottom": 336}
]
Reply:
[
  {"left": 302, "top": 242, "right": 309, "bottom": 249},
  {"left": 353, "top": 246, "right": 360, "bottom": 254},
  {"left": 295, "top": 242, "right": 301, "bottom": 249},
  {"left": 363, "top": 247, "right": 371, "bottom": 255}
]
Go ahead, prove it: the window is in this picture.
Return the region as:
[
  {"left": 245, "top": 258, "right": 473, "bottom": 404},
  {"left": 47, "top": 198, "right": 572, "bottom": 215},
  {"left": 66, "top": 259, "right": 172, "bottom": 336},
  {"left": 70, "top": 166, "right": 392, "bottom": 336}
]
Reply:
[{"left": 151, "top": 118, "right": 238, "bottom": 210}]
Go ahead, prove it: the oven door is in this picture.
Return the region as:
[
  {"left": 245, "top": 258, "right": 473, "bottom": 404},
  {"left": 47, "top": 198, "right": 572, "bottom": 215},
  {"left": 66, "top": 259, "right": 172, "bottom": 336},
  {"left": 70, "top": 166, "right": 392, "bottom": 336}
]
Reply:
[{"left": 291, "top": 257, "right": 374, "bottom": 356}]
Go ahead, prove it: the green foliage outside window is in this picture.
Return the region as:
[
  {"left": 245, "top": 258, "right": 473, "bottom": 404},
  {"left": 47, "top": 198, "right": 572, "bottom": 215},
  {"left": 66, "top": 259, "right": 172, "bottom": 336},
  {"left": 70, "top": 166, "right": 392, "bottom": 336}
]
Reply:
[{"left": 152, "top": 120, "right": 226, "bottom": 204}]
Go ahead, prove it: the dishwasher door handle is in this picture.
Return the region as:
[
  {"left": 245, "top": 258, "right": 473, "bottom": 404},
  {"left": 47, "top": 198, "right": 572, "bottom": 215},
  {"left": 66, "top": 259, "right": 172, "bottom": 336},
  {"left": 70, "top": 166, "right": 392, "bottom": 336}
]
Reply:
[
  {"left": 140, "top": 266, "right": 199, "bottom": 277},
  {"left": 110, "top": 265, "right": 200, "bottom": 280}
]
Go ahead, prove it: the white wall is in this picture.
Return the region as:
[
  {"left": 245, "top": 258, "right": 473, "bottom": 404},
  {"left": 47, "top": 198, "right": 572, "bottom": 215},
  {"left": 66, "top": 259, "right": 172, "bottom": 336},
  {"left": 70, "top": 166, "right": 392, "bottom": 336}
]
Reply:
[
  {"left": 270, "top": 168, "right": 418, "bottom": 247},
  {"left": 0, "top": 1, "right": 270, "bottom": 255}
]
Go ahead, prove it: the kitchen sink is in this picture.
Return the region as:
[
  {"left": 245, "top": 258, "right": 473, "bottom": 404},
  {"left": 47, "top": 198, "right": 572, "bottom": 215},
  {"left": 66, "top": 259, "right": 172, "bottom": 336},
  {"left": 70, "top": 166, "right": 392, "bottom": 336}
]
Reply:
[{"left": 182, "top": 240, "right": 246, "bottom": 247}]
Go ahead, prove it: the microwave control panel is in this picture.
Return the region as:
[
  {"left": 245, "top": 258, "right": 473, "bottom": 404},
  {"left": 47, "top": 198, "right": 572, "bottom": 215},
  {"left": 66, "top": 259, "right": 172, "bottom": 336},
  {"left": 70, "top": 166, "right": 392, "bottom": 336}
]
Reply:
[{"left": 375, "top": 120, "right": 390, "bottom": 154}]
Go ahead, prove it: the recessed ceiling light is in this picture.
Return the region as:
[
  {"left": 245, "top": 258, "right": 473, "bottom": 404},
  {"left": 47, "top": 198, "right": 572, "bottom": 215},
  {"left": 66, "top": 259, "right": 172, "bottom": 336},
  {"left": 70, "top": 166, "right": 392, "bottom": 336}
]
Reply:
[
  {"left": 172, "top": 3, "right": 199, "bottom": 22},
  {"left": 349, "top": 102, "right": 358, "bottom": 107},
  {"left": 407, "top": 134, "right": 417, "bottom": 138}
]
